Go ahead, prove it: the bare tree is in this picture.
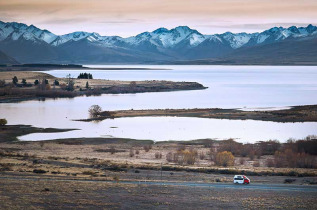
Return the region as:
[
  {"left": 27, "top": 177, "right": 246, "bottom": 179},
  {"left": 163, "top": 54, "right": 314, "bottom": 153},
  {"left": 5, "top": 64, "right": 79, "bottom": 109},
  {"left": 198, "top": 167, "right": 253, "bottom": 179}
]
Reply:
[
  {"left": 66, "top": 74, "right": 75, "bottom": 91},
  {"left": 88, "top": 105, "right": 102, "bottom": 118}
]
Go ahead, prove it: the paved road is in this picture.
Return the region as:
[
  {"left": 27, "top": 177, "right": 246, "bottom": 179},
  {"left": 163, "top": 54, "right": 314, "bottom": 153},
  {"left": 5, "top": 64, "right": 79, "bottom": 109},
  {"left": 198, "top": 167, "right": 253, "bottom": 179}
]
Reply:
[
  {"left": 125, "top": 180, "right": 317, "bottom": 192},
  {"left": 0, "top": 176, "right": 316, "bottom": 192}
]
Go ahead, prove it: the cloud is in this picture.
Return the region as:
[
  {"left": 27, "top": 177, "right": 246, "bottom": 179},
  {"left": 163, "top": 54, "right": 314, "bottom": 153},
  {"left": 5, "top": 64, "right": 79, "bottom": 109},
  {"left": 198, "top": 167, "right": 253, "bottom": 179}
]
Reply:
[
  {"left": 98, "top": 19, "right": 143, "bottom": 24},
  {"left": 39, "top": 17, "right": 89, "bottom": 25}
]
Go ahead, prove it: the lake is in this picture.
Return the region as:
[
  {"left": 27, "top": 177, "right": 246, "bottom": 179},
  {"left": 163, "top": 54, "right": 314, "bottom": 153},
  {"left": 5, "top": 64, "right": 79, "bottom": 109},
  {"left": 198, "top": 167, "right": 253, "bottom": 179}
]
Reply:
[{"left": 1, "top": 65, "right": 317, "bottom": 142}]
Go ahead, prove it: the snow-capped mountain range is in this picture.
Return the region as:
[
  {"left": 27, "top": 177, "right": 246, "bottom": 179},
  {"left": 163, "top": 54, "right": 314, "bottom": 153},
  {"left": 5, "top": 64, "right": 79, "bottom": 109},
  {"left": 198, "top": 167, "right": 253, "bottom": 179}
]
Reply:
[{"left": 0, "top": 20, "right": 316, "bottom": 64}]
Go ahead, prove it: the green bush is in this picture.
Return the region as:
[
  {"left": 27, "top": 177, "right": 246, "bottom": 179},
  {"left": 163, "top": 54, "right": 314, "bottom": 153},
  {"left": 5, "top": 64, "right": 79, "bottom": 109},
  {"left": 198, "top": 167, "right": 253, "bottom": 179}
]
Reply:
[{"left": 0, "top": 119, "right": 7, "bottom": 125}]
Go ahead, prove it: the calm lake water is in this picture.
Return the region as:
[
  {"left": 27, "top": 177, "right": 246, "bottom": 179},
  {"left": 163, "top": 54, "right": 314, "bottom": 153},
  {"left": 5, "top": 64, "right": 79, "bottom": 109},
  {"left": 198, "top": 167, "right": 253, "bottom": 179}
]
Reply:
[{"left": 1, "top": 65, "right": 317, "bottom": 142}]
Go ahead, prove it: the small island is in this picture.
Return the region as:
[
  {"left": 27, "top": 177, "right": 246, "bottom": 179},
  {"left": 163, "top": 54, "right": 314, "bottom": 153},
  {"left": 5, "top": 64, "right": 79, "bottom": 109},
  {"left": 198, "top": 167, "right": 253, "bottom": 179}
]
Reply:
[{"left": 79, "top": 105, "right": 317, "bottom": 123}]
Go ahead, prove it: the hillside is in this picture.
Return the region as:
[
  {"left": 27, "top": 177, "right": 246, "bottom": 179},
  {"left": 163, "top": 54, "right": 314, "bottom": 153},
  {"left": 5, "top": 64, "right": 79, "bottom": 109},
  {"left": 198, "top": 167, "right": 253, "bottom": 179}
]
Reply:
[{"left": 0, "top": 50, "right": 19, "bottom": 64}]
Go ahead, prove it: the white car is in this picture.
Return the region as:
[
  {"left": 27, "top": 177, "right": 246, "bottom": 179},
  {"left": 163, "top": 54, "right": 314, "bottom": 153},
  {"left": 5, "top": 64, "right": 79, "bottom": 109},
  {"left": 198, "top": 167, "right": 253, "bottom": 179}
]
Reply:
[{"left": 233, "top": 175, "right": 250, "bottom": 184}]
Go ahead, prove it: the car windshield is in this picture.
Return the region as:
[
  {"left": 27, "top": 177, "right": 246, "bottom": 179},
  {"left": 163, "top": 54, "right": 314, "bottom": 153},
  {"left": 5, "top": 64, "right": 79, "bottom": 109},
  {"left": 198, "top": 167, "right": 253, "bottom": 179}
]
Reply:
[{"left": 234, "top": 176, "right": 243, "bottom": 180}]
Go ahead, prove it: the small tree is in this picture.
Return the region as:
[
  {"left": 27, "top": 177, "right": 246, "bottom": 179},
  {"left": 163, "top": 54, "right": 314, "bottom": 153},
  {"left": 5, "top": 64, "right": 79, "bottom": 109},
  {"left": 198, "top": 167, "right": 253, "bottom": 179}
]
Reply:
[
  {"left": 215, "top": 151, "right": 235, "bottom": 167},
  {"left": 0, "top": 79, "right": 5, "bottom": 87},
  {"left": 38, "top": 78, "right": 48, "bottom": 90},
  {"left": 54, "top": 80, "right": 59, "bottom": 86},
  {"left": 12, "top": 76, "right": 18, "bottom": 85},
  {"left": 0, "top": 119, "right": 7, "bottom": 126},
  {"left": 86, "top": 81, "right": 89, "bottom": 89},
  {"left": 129, "top": 148, "right": 135, "bottom": 157},
  {"left": 22, "top": 79, "right": 27, "bottom": 85},
  {"left": 66, "top": 74, "right": 74, "bottom": 91},
  {"left": 88, "top": 105, "right": 102, "bottom": 118},
  {"left": 34, "top": 80, "right": 39, "bottom": 85}
]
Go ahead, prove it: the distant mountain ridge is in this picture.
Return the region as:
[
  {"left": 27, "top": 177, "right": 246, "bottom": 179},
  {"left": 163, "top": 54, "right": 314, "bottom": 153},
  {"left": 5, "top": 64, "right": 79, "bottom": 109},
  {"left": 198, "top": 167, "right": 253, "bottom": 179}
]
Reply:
[{"left": 0, "top": 20, "right": 316, "bottom": 64}]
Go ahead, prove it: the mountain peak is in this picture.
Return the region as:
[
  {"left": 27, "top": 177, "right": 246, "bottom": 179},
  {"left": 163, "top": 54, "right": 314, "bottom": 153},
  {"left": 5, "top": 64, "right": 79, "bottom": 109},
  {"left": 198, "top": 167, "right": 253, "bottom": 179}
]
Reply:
[
  {"left": 288, "top": 26, "right": 299, "bottom": 33},
  {"left": 174, "top": 26, "right": 192, "bottom": 32},
  {"left": 152, "top": 27, "right": 169, "bottom": 34},
  {"left": 306, "top": 24, "right": 317, "bottom": 33}
]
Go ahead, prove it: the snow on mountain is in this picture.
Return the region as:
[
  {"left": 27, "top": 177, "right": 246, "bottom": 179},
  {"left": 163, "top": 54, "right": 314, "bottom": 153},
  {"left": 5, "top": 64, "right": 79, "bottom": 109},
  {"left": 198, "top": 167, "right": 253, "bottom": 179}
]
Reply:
[
  {"left": 0, "top": 21, "right": 57, "bottom": 43},
  {"left": 188, "top": 33, "right": 206, "bottom": 46},
  {"left": 256, "top": 34, "right": 270, "bottom": 44},
  {"left": 124, "top": 26, "right": 204, "bottom": 48},
  {"left": 220, "top": 32, "right": 254, "bottom": 49},
  {"left": 50, "top": 31, "right": 94, "bottom": 46},
  {"left": 1, "top": 20, "right": 317, "bottom": 52}
]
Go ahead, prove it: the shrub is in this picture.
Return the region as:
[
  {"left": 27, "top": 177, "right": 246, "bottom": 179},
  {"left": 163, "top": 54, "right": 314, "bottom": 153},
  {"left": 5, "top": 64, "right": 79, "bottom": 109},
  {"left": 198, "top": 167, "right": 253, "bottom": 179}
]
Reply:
[
  {"left": 284, "top": 178, "right": 296, "bottom": 184},
  {"left": 177, "top": 144, "right": 186, "bottom": 151},
  {"left": 155, "top": 152, "right": 162, "bottom": 159},
  {"left": 218, "top": 139, "right": 242, "bottom": 155},
  {"left": 199, "top": 152, "right": 205, "bottom": 160},
  {"left": 248, "top": 150, "right": 255, "bottom": 161},
  {"left": 54, "top": 80, "right": 59, "bottom": 86},
  {"left": 113, "top": 175, "right": 119, "bottom": 182},
  {"left": 110, "top": 146, "right": 116, "bottom": 154},
  {"left": 257, "top": 140, "right": 281, "bottom": 155},
  {"left": 129, "top": 148, "right": 134, "bottom": 157},
  {"left": 239, "top": 157, "right": 245, "bottom": 165},
  {"left": 22, "top": 79, "right": 27, "bottom": 85},
  {"left": 215, "top": 151, "right": 235, "bottom": 167},
  {"left": 135, "top": 149, "right": 140, "bottom": 155},
  {"left": 274, "top": 149, "right": 316, "bottom": 168},
  {"left": 166, "top": 152, "right": 173, "bottom": 162},
  {"left": 143, "top": 145, "right": 152, "bottom": 152},
  {"left": 168, "top": 149, "right": 197, "bottom": 165},
  {"left": 33, "top": 169, "right": 47, "bottom": 174},
  {"left": 88, "top": 105, "right": 102, "bottom": 118},
  {"left": 266, "top": 158, "right": 275, "bottom": 167},
  {"left": 253, "top": 161, "right": 260, "bottom": 167},
  {"left": 0, "top": 80, "right": 5, "bottom": 87},
  {"left": 82, "top": 171, "right": 96, "bottom": 176},
  {"left": 12, "top": 76, "right": 18, "bottom": 85},
  {"left": 0, "top": 119, "right": 7, "bottom": 125}
]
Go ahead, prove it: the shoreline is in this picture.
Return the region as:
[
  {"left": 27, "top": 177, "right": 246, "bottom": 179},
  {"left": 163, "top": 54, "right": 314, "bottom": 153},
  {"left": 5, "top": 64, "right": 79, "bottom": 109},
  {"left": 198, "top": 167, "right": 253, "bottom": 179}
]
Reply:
[
  {"left": 0, "top": 71, "right": 206, "bottom": 103},
  {"left": 78, "top": 104, "right": 317, "bottom": 123},
  {"left": 0, "top": 125, "right": 77, "bottom": 142},
  {"left": 0, "top": 66, "right": 171, "bottom": 72}
]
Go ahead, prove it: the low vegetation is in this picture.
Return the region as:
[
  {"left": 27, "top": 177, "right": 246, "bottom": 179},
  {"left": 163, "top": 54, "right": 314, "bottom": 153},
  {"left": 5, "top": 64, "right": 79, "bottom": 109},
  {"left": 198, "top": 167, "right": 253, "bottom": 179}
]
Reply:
[
  {"left": 0, "top": 118, "right": 7, "bottom": 125},
  {"left": 215, "top": 151, "right": 235, "bottom": 167}
]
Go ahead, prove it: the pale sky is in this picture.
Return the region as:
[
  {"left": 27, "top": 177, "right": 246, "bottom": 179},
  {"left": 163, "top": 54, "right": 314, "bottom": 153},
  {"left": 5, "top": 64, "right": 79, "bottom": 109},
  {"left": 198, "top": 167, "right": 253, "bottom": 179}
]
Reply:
[{"left": 0, "top": 0, "right": 316, "bottom": 37}]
